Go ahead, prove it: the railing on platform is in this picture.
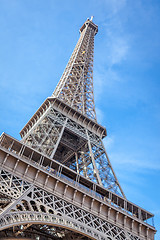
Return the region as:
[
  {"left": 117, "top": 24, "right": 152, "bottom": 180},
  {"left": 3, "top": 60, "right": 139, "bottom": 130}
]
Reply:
[{"left": 0, "top": 132, "right": 154, "bottom": 227}]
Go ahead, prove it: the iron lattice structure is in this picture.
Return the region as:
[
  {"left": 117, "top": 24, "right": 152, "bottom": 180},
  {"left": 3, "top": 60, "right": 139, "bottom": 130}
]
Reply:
[
  {"left": 0, "top": 18, "right": 156, "bottom": 240},
  {"left": 52, "top": 18, "right": 97, "bottom": 120},
  {"left": 20, "top": 18, "right": 124, "bottom": 197}
]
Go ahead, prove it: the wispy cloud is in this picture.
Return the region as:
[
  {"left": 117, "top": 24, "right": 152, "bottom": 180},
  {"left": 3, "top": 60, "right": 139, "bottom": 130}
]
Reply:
[
  {"left": 108, "top": 151, "right": 160, "bottom": 172},
  {"left": 109, "top": 0, "right": 126, "bottom": 15},
  {"left": 95, "top": 107, "right": 104, "bottom": 124},
  {"left": 94, "top": 3, "right": 130, "bottom": 103},
  {"left": 103, "top": 136, "right": 114, "bottom": 151},
  {"left": 102, "top": 1, "right": 129, "bottom": 66},
  {"left": 99, "top": 0, "right": 126, "bottom": 17},
  {"left": 107, "top": 37, "right": 129, "bottom": 66}
]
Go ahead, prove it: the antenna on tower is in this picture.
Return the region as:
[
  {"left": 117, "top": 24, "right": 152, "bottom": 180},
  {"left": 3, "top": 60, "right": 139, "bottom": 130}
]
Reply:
[{"left": 90, "top": 16, "right": 94, "bottom": 21}]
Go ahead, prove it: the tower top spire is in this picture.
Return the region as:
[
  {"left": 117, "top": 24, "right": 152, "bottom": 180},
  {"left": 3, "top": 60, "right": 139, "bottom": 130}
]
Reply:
[
  {"left": 90, "top": 16, "right": 94, "bottom": 21},
  {"left": 79, "top": 18, "right": 98, "bottom": 35}
]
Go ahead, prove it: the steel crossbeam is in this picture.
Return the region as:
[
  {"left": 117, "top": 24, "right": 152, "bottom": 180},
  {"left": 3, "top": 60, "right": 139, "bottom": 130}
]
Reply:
[
  {"left": 0, "top": 134, "right": 156, "bottom": 240},
  {"left": 0, "top": 133, "right": 154, "bottom": 224},
  {"left": 0, "top": 166, "right": 154, "bottom": 240},
  {"left": 20, "top": 101, "right": 124, "bottom": 196}
]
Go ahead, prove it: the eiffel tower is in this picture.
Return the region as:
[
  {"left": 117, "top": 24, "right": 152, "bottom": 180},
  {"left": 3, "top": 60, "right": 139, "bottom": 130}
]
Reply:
[{"left": 0, "top": 18, "right": 156, "bottom": 240}]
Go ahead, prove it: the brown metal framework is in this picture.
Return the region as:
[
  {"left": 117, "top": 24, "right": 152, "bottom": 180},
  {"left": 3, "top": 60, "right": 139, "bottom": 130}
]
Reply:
[
  {"left": 0, "top": 18, "right": 156, "bottom": 239},
  {"left": 19, "top": 19, "right": 125, "bottom": 197},
  {"left": 0, "top": 133, "right": 155, "bottom": 240},
  {"left": 53, "top": 19, "right": 97, "bottom": 120}
]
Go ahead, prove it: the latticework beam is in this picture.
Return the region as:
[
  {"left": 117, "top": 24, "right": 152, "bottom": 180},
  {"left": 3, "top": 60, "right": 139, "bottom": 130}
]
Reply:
[{"left": 52, "top": 18, "right": 98, "bottom": 121}]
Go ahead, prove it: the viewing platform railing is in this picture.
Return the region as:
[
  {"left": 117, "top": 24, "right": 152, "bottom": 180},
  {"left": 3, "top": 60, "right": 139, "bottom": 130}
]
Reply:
[{"left": 0, "top": 132, "right": 155, "bottom": 228}]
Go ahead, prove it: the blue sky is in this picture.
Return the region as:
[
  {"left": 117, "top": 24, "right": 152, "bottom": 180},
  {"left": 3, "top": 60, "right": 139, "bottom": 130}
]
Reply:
[{"left": 0, "top": 0, "right": 160, "bottom": 238}]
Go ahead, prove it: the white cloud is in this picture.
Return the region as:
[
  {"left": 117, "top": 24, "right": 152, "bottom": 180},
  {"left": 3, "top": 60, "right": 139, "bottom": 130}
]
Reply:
[
  {"left": 110, "top": 151, "right": 160, "bottom": 172},
  {"left": 94, "top": 71, "right": 103, "bottom": 101},
  {"left": 103, "top": 136, "right": 114, "bottom": 150},
  {"left": 94, "top": 3, "right": 130, "bottom": 102},
  {"left": 94, "top": 67, "right": 122, "bottom": 103},
  {"left": 103, "top": 19, "right": 130, "bottom": 67},
  {"left": 100, "top": 0, "right": 129, "bottom": 66},
  {"left": 108, "top": 37, "right": 129, "bottom": 66},
  {"left": 95, "top": 107, "right": 104, "bottom": 124},
  {"left": 99, "top": 0, "right": 126, "bottom": 16},
  {"left": 109, "top": 0, "right": 126, "bottom": 15}
]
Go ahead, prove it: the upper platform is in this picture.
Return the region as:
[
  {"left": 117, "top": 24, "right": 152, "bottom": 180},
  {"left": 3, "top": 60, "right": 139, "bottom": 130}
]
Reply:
[
  {"left": 80, "top": 17, "right": 98, "bottom": 35},
  {"left": 20, "top": 97, "right": 107, "bottom": 140}
]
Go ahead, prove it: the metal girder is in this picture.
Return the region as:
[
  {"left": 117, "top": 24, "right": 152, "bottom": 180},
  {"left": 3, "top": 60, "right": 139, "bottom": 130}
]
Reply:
[
  {"left": 22, "top": 103, "right": 124, "bottom": 197},
  {"left": 0, "top": 18, "right": 155, "bottom": 239},
  {"left": 0, "top": 169, "right": 144, "bottom": 240},
  {"left": 0, "top": 133, "right": 154, "bottom": 224},
  {"left": 19, "top": 19, "right": 125, "bottom": 197}
]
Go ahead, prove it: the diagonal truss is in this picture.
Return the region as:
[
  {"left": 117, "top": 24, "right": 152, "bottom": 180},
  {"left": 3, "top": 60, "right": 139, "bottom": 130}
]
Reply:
[
  {"left": 21, "top": 104, "right": 124, "bottom": 197},
  {"left": 0, "top": 169, "right": 143, "bottom": 240}
]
